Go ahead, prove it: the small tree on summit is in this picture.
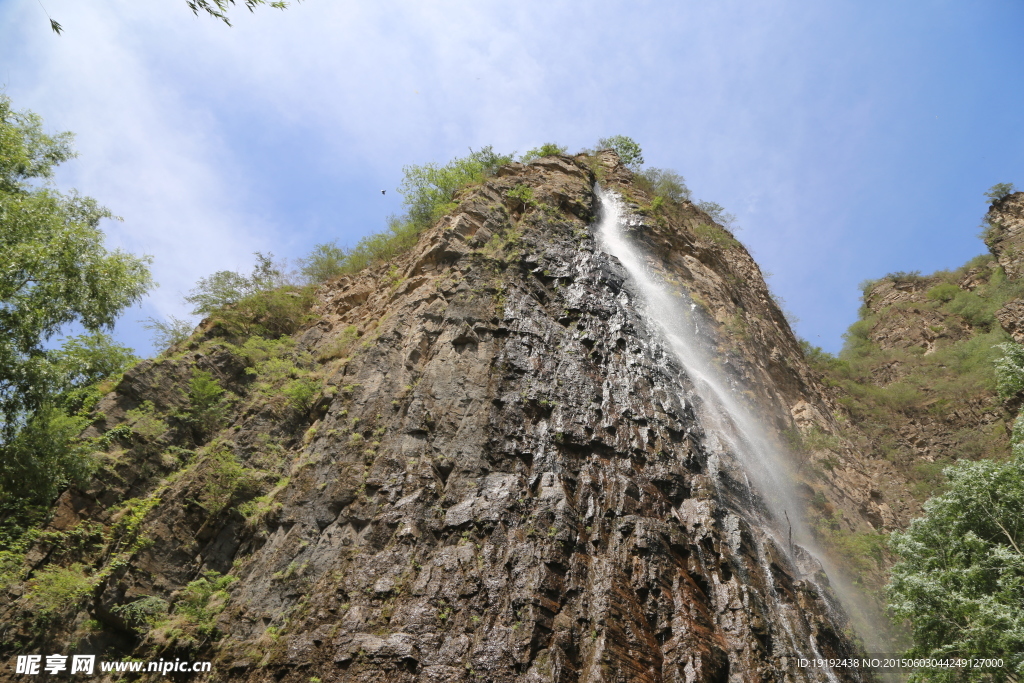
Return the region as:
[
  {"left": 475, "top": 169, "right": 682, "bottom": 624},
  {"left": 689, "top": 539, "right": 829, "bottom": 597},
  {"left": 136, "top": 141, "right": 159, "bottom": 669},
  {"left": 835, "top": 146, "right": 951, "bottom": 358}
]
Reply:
[
  {"left": 984, "top": 183, "right": 1016, "bottom": 203},
  {"left": 598, "top": 135, "right": 645, "bottom": 172}
]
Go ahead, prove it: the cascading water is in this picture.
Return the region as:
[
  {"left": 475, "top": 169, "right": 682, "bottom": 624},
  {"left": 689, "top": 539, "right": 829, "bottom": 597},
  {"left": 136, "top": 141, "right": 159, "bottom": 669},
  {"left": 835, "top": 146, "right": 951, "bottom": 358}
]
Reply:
[{"left": 595, "top": 186, "right": 860, "bottom": 681}]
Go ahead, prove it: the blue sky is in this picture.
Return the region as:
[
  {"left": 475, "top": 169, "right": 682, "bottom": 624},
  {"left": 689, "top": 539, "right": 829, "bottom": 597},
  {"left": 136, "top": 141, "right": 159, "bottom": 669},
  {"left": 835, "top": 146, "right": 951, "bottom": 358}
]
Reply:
[{"left": 2, "top": 0, "right": 1022, "bottom": 355}]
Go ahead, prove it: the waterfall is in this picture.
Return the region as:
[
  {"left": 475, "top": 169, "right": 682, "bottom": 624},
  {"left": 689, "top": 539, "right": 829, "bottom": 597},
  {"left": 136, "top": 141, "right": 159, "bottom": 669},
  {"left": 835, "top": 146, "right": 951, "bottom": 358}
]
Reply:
[
  {"left": 595, "top": 186, "right": 807, "bottom": 546},
  {"left": 594, "top": 186, "right": 854, "bottom": 681}
]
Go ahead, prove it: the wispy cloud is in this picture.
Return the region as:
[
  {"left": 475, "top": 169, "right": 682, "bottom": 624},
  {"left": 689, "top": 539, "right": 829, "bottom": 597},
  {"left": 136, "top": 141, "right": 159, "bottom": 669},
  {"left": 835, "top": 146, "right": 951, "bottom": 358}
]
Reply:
[{"left": 3, "top": 0, "right": 1023, "bottom": 353}]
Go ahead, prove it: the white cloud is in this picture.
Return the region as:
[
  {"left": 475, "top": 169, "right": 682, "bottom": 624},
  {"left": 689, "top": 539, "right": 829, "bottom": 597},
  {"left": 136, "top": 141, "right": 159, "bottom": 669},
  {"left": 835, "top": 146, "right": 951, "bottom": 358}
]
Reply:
[{"left": 4, "top": 0, "right": 1020, "bottom": 355}]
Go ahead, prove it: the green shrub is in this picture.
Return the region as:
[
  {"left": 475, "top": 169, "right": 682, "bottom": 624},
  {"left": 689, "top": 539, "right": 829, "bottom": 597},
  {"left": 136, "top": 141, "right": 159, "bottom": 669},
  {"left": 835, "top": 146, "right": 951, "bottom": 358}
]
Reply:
[
  {"left": 112, "top": 595, "right": 169, "bottom": 632},
  {"left": 800, "top": 340, "right": 848, "bottom": 375},
  {"left": 110, "top": 496, "right": 161, "bottom": 553},
  {"left": 53, "top": 333, "right": 138, "bottom": 415},
  {"left": 186, "top": 252, "right": 285, "bottom": 315},
  {"left": 0, "top": 550, "right": 25, "bottom": 592},
  {"left": 125, "top": 401, "right": 167, "bottom": 441},
  {"left": 520, "top": 143, "right": 567, "bottom": 163},
  {"left": 143, "top": 316, "right": 195, "bottom": 351},
  {"left": 283, "top": 377, "right": 320, "bottom": 415},
  {"left": 888, "top": 456, "right": 1024, "bottom": 676},
  {"left": 201, "top": 450, "right": 260, "bottom": 516},
  {"left": 238, "top": 478, "right": 287, "bottom": 524},
  {"left": 984, "top": 182, "right": 1017, "bottom": 203},
  {"left": 317, "top": 325, "right": 360, "bottom": 362},
  {"left": 176, "top": 571, "right": 235, "bottom": 630},
  {"left": 635, "top": 168, "right": 691, "bottom": 203},
  {"left": 804, "top": 427, "right": 842, "bottom": 452},
  {"left": 876, "top": 382, "right": 925, "bottom": 412},
  {"left": 695, "top": 200, "right": 735, "bottom": 227},
  {"left": 184, "top": 252, "right": 314, "bottom": 338},
  {"left": 0, "top": 406, "right": 92, "bottom": 507},
  {"left": 885, "top": 270, "right": 925, "bottom": 286},
  {"left": 994, "top": 343, "right": 1024, "bottom": 399},
  {"left": 239, "top": 335, "right": 296, "bottom": 367},
  {"left": 946, "top": 290, "right": 994, "bottom": 329},
  {"left": 291, "top": 148, "right": 518, "bottom": 285},
  {"left": 926, "top": 282, "right": 960, "bottom": 303},
  {"left": 212, "top": 286, "right": 315, "bottom": 338},
  {"left": 152, "top": 570, "right": 237, "bottom": 644},
  {"left": 841, "top": 318, "right": 875, "bottom": 358},
  {"left": 298, "top": 242, "right": 347, "bottom": 284},
  {"left": 400, "top": 146, "right": 514, "bottom": 228},
  {"left": 181, "top": 370, "right": 228, "bottom": 440},
  {"left": 505, "top": 184, "right": 536, "bottom": 208},
  {"left": 957, "top": 253, "right": 996, "bottom": 276},
  {"left": 28, "top": 563, "right": 96, "bottom": 616},
  {"left": 693, "top": 222, "right": 739, "bottom": 249}
]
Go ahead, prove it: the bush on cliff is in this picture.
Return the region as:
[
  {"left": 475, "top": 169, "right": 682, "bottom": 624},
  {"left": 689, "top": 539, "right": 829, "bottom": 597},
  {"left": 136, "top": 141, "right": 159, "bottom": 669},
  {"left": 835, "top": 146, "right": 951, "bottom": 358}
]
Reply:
[
  {"left": 887, "top": 453, "right": 1024, "bottom": 681},
  {"left": 297, "top": 147, "right": 515, "bottom": 285},
  {"left": 597, "top": 135, "right": 644, "bottom": 171},
  {"left": 984, "top": 183, "right": 1016, "bottom": 203},
  {"left": 185, "top": 252, "right": 314, "bottom": 338},
  {"left": 520, "top": 143, "right": 568, "bottom": 163},
  {"left": 399, "top": 146, "right": 515, "bottom": 228}
]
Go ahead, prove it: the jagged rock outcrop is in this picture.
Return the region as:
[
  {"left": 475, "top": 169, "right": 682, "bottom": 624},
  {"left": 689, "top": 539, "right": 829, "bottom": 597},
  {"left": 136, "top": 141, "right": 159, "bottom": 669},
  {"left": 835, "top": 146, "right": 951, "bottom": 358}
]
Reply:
[
  {"left": 985, "top": 192, "right": 1024, "bottom": 280},
  {"left": 1, "top": 153, "right": 875, "bottom": 682}
]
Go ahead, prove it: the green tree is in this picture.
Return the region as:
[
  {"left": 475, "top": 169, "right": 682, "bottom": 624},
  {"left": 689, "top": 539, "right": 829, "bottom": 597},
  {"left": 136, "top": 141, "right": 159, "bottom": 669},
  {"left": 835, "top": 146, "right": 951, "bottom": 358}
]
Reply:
[
  {"left": 399, "top": 146, "right": 514, "bottom": 228},
  {"left": 597, "top": 135, "right": 644, "bottom": 171},
  {"left": 142, "top": 315, "right": 196, "bottom": 351},
  {"left": 183, "top": 252, "right": 313, "bottom": 339},
  {"left": 887, "top": 452, "right": 1024, "bottom": 681},
  {"left": 184, "top": 252, "right": 284, "bottom": 314},
  {"left": 994, "top": 342, "right": 1024, "bottom": 400},
  {"left": 637, "top": 167, "right": 692, "bottom": 203},
  {"left": 984, "top": 183, "right": 1017, "bottom": 203},
  {"left": 0, "top": 95, "right": 151, "bottom": 506},
  {"left": 298, "top": 242, "right": 347, "bottom": 284},
  {"left": 696, "top": 200, "right": 736, "bottom": 227}
]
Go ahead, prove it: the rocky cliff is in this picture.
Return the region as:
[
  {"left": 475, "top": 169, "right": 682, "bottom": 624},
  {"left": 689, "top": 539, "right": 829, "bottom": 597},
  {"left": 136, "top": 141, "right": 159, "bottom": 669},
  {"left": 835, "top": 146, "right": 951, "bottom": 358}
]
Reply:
[
  {"left": 816, "top": 191, "right": 1024, "bottom": 527},
  {"left": 1, "top": 152, "right": 890, "bottom": 682}
]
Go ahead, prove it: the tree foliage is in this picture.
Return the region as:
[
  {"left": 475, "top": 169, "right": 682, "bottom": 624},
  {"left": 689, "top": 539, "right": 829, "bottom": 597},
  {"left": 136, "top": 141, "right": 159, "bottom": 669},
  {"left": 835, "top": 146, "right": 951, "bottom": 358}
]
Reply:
[
  {"left": 696, "top": 200, "right": 736, "bottom": 228},
  {"left": 0, "top": 95, "right": 150, "bottom": 506},
  {"left": 984, "top": 183, "right": 1017, "bottom": 204},
  {"left": 296, "top": 147, "right": 515, "bottom": 285},
  {"left": 398, "top": 146, "right": 514, "bottom": 229},
  {"left": 637, "top": 167, "right": 692, "bottom": 203},
  {"left": 185, "top": 252, "right": 284, "bottom": 315},
  {"left": 994, "top": 342, "right": 1024, "bottom": 400},
  {"left": 520, "top": 143, "right": 568, "bottom": 164},
  {"left": 186, "top": 0, "right": 292, "bottom": 25},
  {"left": 142, "top": 316, "right": 196, "bottom": 351},
  {"left": 597, "top": 135, "right": 644, "bottom": 171},
  {"left": 887, "top": 452, "right": 1024, "bottom": 681}
]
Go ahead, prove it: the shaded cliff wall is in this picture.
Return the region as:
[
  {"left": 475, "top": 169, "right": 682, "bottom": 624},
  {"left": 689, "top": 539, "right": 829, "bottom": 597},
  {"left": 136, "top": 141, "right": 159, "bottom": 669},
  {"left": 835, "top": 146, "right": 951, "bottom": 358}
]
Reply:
[{"left": 1, "top": 153, "right": 876, "bottom": 682}]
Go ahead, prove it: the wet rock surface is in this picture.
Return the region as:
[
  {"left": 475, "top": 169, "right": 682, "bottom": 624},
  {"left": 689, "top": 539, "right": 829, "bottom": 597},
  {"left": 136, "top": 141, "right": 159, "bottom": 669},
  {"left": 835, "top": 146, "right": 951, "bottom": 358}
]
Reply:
[{"left": 1, "top": 154, "right": 870, "bottom": 681}]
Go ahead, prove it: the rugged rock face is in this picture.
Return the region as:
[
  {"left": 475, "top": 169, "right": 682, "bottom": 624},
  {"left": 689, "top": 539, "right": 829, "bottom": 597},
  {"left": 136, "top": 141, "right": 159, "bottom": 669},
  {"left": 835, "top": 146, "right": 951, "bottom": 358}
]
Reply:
[
  {"left": 1, "top": 153, "right": 876, "bottom": 681},
  {"left": 822, "top": 191, "right": 1024, "bottom": 533},
  {"left": 985, "top": 192, "right": 1024, "bottom": 280}
]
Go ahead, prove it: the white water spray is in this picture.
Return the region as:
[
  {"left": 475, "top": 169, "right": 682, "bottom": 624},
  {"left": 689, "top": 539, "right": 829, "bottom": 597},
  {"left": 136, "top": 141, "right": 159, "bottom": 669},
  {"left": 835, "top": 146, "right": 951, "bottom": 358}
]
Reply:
[
  {"left": 595, "top": 187, "right": 850, "bottom": 680},
  {"left": 595, "top": 188, "right": 808, "bottom": 543}
]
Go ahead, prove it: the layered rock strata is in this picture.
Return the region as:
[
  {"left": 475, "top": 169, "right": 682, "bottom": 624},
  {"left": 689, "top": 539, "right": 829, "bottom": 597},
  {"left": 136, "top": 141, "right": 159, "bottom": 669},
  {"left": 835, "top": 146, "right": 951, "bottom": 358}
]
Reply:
[{"left": 1, "top": 153, "right": 874, "bottom": 682}]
